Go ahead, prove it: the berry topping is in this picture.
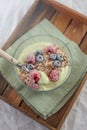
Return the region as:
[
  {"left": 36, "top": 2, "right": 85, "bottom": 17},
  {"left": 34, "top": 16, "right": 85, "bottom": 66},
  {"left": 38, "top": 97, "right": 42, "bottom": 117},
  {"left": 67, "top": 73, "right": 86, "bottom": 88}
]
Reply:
[
  {"left": 54, "top": 60, "right": 61, "bottom": 67},
  {"left": 29, "top": 79, "right": 40, "bottom": 89},
  {"left": 49, "top": 69, "right": 59, "bottom": 82},
  {"left": 25, "top": 54, "right": 35, "bottom": 64},
  {"left": 36, "top": 55, "right": 44, "bottom": 63},
  {"left": 49, "top": 54, "right": 56, "bottom": 60},
  {"left": 31, "top": 83, "right": 40, "bottom": 89},
  {"left": 56, "top": 54, "right": 64, "bottom": 61},
  {"left": 30, "top": 70, "right": 41, "bottom": 83},
  {"left": 19, "top": 43, "right": 69, "bottom": 90},
  {"left": 44, "top": 45, "right": 56, "bottom": 54},
  {"left": 35, "top": 50, "right": 43, "bottom": 56},
  {"left": 26, "top": 64, "right": 34, "bottom": 70}
]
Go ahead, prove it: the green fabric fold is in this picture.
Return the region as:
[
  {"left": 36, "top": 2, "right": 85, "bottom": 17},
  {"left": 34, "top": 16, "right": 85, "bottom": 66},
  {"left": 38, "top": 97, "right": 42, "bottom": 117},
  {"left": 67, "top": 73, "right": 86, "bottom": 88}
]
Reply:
[{"left": 0, "top": 19, "right": 87, "bottom": 119}]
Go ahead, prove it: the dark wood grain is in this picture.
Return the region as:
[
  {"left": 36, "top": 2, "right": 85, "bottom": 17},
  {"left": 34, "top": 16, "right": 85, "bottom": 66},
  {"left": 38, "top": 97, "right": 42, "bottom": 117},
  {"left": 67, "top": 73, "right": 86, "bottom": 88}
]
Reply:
[
  {"left": 2, "top": 85, "right": 22, "bottom": 107},
  {"left": 51, "top": 13, "right": 72, "bottom": 33},
  {"left": 0, "top": 74, "right": 8, "bottom": 95},
  {"left": 64, "top": 20, "right": 87, "bottom": 44},
  {"left": 80, "top": 33, "right": 87, "bottom": 54},
  {"left": 45, "top": 0, "right": 87, "bottom": 25}
]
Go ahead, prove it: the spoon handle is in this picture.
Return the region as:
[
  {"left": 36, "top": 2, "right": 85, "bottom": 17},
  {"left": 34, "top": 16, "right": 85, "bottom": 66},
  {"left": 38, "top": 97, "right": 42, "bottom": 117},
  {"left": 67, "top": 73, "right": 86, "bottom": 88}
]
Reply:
[{"left": 0, "top": 48, "right": 18, "bottom": 66}]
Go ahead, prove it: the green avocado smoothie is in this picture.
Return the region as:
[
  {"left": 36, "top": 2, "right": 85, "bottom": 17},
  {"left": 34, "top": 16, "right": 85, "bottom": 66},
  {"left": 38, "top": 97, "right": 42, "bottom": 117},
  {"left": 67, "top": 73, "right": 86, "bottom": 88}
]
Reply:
[{"left": 18, "top": 42, "right": 70, "bottom": 91}]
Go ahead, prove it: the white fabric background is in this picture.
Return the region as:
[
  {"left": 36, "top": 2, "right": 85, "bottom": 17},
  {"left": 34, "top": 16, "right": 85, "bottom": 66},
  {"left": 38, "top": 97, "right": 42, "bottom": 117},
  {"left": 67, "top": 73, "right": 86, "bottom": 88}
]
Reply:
[{"left": 0, "top": 0, "right": 87, "bottom": 130}]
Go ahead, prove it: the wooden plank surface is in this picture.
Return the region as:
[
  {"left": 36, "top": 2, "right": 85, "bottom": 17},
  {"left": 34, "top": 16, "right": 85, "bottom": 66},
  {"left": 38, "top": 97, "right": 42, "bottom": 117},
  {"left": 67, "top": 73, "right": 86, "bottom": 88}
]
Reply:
[
  {"left": 0, "top": 74, "right": 8, "bottom": 95},
  {"left": 51, "top": 13, "right": 72, "bottom": 33},
  {"left": 80, "top": 33, "right": 87, "bottom": 54},
  {"left": 2, "top": 85, "right": 22, "bottom": 107},
  {"left": 64, "top": 20, "right": 87, "bottom": 44},
  {"left": 0, "top": 0, "right": 87, "bottom": 130},
  {"left": 45, "top": 0, "right": 87, "bottom": 25}
]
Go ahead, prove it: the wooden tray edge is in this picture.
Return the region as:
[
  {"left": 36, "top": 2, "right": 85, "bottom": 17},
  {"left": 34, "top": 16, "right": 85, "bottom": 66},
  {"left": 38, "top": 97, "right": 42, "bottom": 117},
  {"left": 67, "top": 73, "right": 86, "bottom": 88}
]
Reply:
[
  {"left": 45, "top": 0, "right": 87, "bottom": 24},
  {"left": 2, "top": 0, "right": 87, "bottom": 51}
]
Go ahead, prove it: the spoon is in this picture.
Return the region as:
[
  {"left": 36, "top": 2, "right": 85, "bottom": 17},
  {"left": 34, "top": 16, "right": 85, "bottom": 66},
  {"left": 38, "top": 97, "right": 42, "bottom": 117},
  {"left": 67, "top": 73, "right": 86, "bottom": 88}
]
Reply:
[{"left": 0, "top": 48, "right": 29, "bottom": 72}]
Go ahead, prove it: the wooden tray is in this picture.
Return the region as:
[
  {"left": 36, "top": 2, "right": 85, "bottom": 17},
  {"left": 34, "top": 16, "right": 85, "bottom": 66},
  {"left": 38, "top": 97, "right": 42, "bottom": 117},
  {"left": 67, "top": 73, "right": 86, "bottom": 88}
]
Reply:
[{"left": 0, "top": 0, "right": 87, "bottom": 130}]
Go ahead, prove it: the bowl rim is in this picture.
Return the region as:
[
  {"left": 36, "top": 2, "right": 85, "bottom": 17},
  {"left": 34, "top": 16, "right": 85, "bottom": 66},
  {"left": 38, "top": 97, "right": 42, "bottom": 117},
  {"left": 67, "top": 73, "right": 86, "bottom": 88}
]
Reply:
[{"left": 13, "top": 34, "right": 73, "bottom": 92}]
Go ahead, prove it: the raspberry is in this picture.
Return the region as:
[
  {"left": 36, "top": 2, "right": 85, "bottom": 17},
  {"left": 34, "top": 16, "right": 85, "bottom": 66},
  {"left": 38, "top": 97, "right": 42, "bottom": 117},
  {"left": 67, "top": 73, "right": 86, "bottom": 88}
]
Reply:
[
  {"left": 30, "top": 70, "right": 41, "bottom": 83},
  {"left": 49, "top": 69, "right": 59, "bottom": 82},
  {"left": 29, "top": 79, "right": 40, "bottom": 89},
  {"left": 25, "top": 54, "right": 35, "bottom": 64},
  {"left": 29, "top": 71, "right": 41, "bottom": 89},
  {"left": 32, "top": 83, "right": 40, "bottom": 89},
  {"left": 44, "top": 45, "right": 56, "bottom": 54}
]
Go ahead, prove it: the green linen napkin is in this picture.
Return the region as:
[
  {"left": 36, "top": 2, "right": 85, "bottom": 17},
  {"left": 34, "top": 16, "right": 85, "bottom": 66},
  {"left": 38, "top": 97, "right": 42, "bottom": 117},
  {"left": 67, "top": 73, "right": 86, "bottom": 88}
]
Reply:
[{"left": 0, "top": 19, "right": 87, "bottom": 119}]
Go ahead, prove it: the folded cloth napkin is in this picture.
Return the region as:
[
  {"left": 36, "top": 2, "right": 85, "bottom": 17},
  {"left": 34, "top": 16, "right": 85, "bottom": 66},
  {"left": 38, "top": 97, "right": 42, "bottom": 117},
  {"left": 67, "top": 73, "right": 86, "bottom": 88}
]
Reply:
[{"left": 0, "top": 19, "right": 87, "bottom": 119}]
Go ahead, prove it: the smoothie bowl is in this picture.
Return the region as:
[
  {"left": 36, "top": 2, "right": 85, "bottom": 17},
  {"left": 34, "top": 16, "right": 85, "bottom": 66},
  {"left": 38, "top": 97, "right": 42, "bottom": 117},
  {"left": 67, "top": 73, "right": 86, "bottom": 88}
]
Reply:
[{"left": 14, "top": 35, "right": 72, "bottom": 91}]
